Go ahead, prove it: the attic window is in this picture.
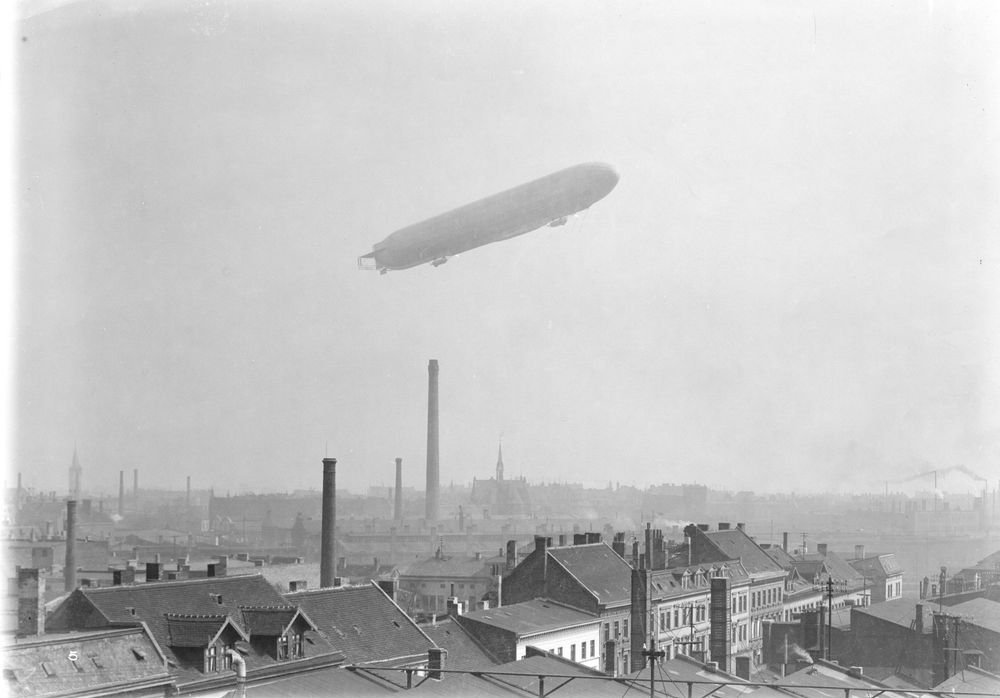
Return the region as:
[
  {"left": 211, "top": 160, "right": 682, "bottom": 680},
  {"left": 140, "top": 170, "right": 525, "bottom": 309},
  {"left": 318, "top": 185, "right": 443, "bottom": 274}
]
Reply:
[
  {"left": 90, "top": 656, "right": 105, "bottom": 669},
  {"left": 126, "top": 607, "right": 136, "bottom": 616},
  {"left": 212, "top": 594, "right": 223, "bottom": 605},
  {"left": 41, "top": 662, "right": 57, "bottom": 677},
  {"left": 131, "top": 649, "right": 147, "bottom": 661},
  {"left": 393, "top": 620, "right": 400, "bottom": 628}
]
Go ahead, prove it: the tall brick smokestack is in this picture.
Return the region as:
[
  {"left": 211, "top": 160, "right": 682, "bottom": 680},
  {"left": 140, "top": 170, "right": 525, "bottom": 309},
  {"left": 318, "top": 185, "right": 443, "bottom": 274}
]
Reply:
[
  {"left": 425, "top": 359, "right": 440, "bottom": 522},
  {"left": 394, "top": 458, "right": 403, "bottom": 522},
  {"left": 118, "top": 470, "right": 125, "bottom": 516},
  {"left": 320, "top": 458, "right": 337, "bottom": 587},
  {"left": 133, "top": 468, "right": 138, "bottom": 508},
  {"left": 64, "top": 499, "right": 77, "bottom": 591}
]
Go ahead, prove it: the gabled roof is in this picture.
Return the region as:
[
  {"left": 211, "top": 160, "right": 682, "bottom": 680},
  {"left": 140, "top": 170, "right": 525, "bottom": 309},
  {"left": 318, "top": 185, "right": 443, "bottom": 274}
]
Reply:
[
  {"left": 762, "top": 545, "right": 797, "bottom": 567},
  {"left": 698, "top": 529, "right": 786, "bottom": 578},
  {"left": 165, "top": 613, "right": 249, "bottom": 647},
  {"left": 240, "top": 605, "right": 316, "bottom": 637},
  {"left": 850, "top": 554, "right": 903, "bottom": 578},
  {"left": 790, "top": 551, "right": 863, "bottom": 585},
  {"left": 546, "top": 543, "right": 632, "bottom": 606},
  {"left": 45, "top": 573, "right": 341, "bottom": 687},
  {"left": 458, "top": 598, "right": 599, "bottom": 637},
  {"left": 2, "top": 626, "right": 174, "bottom": 698},
  {"left": 650, "top": 560, "right": 750, "bottom": 600},
  {"left": 285, "top": 582, "right": 434, "bottom": 666}
]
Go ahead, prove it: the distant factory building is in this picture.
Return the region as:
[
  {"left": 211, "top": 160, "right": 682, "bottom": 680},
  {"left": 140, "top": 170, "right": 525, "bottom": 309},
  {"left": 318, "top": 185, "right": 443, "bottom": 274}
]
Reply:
[{"left": 470, "top": 439, "right": 531, "bottom": 517}]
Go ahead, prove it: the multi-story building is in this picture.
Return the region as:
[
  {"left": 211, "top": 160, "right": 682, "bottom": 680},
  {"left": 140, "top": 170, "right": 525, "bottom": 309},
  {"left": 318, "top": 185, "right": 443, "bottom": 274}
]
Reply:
[
  {"left": 850, "top": 551, "right": 904, "bottom": 603},
  {"left": 396, "top": 548, "right": 502, "bottom": 618}
]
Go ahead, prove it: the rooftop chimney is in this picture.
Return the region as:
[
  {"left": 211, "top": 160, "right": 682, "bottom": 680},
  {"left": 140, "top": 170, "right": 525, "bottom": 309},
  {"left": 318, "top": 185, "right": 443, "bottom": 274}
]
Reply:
[
  {"left": 320, "top": 457, "right": 337, "bottom": 588},
  {"left": 428, "top": 647, "right": 445, "bottom": 680},
  {"left": 915, "top": 603, "right": 924, "bottom": 634},
  {"left": 817, "top": 543, "right": 828, "bottom": 557},
  {"left": 505, "top": 539, "right": 517, "bottom": 571},
  {"left": 64, "top": 500, "right": 77, "bottom": 592},
  {"left": 783, "top": 532, "right": 789, "bottom": 552},
  {"left": 394, "top": 458, "right": 403, "bottom": 521},
  {"left": 16, "top": 568, "right": 45, "bottom": 637},
  {"left": 854, "top": 544, "right": 865, "bottom": 560},
  {"left": 425, "top": 360, "right": 440, "bottom": 522},
  {"left": 718, "top": 522, "right": 730, "bottom": 531}
]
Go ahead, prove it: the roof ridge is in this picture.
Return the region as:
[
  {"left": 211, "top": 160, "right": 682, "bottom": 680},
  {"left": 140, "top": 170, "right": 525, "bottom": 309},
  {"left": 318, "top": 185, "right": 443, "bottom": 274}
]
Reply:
[
  {"left": 83, "top": 572, "right": 266, "bottom": 593},
  {"left": 164, "top": 612, "right": 230, "bottom": 620}
]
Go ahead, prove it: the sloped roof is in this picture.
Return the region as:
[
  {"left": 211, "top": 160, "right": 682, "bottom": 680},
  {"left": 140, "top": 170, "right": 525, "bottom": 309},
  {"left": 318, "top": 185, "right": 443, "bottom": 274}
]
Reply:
[
  {"left": 851, "top": 598, "right": 931, "bottom": 631},
  {"left": 2, "top": 626, "right": 173, "bottom": 698},
  {"left": 700, "top": 530, "right": 785, "bottom": 577},
  {"left": 778, "top": 660, "right": 913, "bottom": 698},
  {"left": 649, "top": 561, "right": 750, "bottom": 601},
  {"left": 285, "top": 583, "right": 434, "bottom": 666},
  {"left": 946, "top": 597, "right": 1000, "bottom": 634},
  {"left": 790, "top": 551, "right": 863, "bottom": 585},
  {"left": 45, "top": 573, "right": 341, "bottom": 686},
  {"left": 625, "top": 653, "right": 788, "bottom": 698},
  {"left": 546, "top": 543, "right": 632, "bottom": 606},
  {"left": 165, "top": 613, "right": 247, "bottom": 647},
  {"left": 397, "top": 555, "right": 494, "bottom": 580},
  {"left": 421, "top": 616, "right": 500, "bottom": 669},
  {"left": 240, "top": 606, "right": 314, "bottom": 637},
  {"left": 762, "top": 545, "right": 797, "bottom": 568},
  {"left": 933, "top": 665, "right": 1000, "bottom": 694},
  {"left": 850, "top": 554, "right": 903, "bottom": 578},
  {"left": 233, "top": 665, "right": 399, "bottom": 696},
  {"left": 459, "top": 598, "right": 599, "bottom": 637}
]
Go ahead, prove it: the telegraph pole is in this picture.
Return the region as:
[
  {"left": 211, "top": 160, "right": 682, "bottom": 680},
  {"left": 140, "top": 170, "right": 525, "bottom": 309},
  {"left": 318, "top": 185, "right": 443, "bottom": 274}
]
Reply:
[{"left": 825, "top": 577, "right": 834, "bottom": 661}]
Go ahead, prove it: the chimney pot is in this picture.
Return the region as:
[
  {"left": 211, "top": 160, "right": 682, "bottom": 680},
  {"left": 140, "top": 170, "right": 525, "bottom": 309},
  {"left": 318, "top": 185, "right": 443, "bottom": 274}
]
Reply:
[
  {"left": 428, "top": 647, "right": 445, "bottom": 680},
  {"left": 718, "top": 522, "right": 730, "bottom": 531}
]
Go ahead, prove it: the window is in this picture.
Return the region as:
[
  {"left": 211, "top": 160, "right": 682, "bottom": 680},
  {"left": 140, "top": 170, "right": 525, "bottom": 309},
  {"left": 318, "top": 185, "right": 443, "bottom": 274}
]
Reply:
[
  {"left": 614, "top": 621, "right": 620, "bottom": 638},
  {"left": 660, "top": 611, "right": 665, "bottom": 630},
  {"left": 277, "top": 635, "right": 289, "bottom": 660},
  {"left": 673, "top": 609, "right": 679, "bottom": 627},
  {"left": 557, "top": 647, "right": 563, "bottom": 656},
  {"left": 291, "top": 633, "right": 303, "bottom": 658},
  {"left": 604, "top": 623, "right": 610, "bottom": 640},
  {"left": 623, "top": 619, "right": 628, "bottom": 639},
  {"left": 665, "top": 610, "right": 671, "bottom": 629},
  {"left": 580, "top": 642, "right": 586, "bottom": 659},
  {"left": 206, "top": 645, "right": 218, "bottom": 672}
]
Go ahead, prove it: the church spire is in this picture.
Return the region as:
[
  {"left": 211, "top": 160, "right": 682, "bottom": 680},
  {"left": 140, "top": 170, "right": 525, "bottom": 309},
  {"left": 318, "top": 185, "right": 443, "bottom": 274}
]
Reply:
[{"left": 495, "top": 435, "right": 504, "bottom": 482}]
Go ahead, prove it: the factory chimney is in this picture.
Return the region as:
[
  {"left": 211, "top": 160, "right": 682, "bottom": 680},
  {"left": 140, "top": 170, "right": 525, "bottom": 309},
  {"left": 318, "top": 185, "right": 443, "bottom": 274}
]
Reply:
[
  {"left": 320, "top": 457, "right": 337, "bottom": 587},
  {"left": 425, "top": 359, "right": 440, "bottom": 522},
  {"left": 64, "top": 499, "right": 77, "bottom": 592},
  {"left": 394, "top": 458, "right": 403, "bottom": 522},
  {"left": 133, "top": 468, "right": 138, "bottom": 508},
  {"left": 118, "top": 470, "right": 125, "bottom": 516}
]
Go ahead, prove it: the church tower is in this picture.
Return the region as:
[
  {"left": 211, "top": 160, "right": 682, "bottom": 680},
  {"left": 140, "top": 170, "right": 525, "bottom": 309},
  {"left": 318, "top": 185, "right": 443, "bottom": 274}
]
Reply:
[{"left": 68, "top": 447, "right": 82, "bottom": 498}]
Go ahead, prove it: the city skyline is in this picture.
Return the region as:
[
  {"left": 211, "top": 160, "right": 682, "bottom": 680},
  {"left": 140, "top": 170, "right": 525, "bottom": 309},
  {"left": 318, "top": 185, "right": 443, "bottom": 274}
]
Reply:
[{"left": 7, "top": 1, "right": 1000, "bottom": 496}]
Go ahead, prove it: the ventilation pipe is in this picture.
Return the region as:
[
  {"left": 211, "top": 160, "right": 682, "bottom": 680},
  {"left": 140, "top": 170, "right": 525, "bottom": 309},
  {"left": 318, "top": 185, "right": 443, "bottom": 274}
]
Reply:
[{"left": 226, "top": 649, "right": 247, "bottom": 696}]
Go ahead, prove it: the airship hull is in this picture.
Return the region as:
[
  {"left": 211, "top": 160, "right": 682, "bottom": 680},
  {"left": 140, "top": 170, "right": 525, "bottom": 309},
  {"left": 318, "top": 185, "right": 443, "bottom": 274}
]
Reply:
[{"left": 359, "top": 162, "right": 619, "bottom": 272}]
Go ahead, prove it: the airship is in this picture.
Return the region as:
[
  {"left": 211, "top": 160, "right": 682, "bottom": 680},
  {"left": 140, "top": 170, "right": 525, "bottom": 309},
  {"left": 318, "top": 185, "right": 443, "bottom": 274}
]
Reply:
[{"left": 358, "top": 162, "right": 619, "bottom": 273}]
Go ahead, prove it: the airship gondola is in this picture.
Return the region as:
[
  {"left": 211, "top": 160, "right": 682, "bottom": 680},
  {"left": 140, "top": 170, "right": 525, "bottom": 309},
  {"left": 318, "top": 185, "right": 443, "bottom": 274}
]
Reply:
[{"left": 358, "top": 162, "right": 619, "bottom": 273}]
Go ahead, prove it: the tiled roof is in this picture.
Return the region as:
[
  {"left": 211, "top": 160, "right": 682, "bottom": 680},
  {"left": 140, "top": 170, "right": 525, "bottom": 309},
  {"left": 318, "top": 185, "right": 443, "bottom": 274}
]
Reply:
[
  {"left": 285, "top": 583, "right": 434, "bottom": 666},
  {"left": 166, "top": 613, "right": 246, "bottom": 648},
  {"left": 790, "top": 551, "right": 863, "bottom": 585},
  {"left": 233, "top": 665, "right": 399, "bottom": 696},
  {"left": 45, "top": 573, "right": 341, "bottom": 686},
  {"left": 649, "top": 560, "right": 750, "bottom": 600},
  {"left": 850, "top": 554, "right": 903, "bottom": 578},
  {"left": 459, "top": 598, "right": 599, "bottom": 637},
  {"left": 626, "top": 654, "right": 788, "bottom": 698},
  {"left": 421, "top": 617, "right": 499, "bottom": 669},
  {"left": 240, "top": 606, "right": 307, "bottom": 636},
  {"left": 2, "top": 626, "right": 174, "bottom": 698},
  {"left": 546, "top": 543, "right": 632, "bottom": 606},
  {"left": 762, "top": 545, "right": 797, "bottom": 567},
  {"left": 700, "top": 530, "right": 785, "bottom": 577}
]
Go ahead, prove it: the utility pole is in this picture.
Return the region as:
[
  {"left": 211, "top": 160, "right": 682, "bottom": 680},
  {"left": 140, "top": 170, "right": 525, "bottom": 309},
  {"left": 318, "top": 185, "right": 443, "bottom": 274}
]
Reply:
[
  {"left": 642, "top": 638, "right": 664, "bottom": 698},
  {"left": 826, "top": 577, "right": 834, "bottom": 661}
]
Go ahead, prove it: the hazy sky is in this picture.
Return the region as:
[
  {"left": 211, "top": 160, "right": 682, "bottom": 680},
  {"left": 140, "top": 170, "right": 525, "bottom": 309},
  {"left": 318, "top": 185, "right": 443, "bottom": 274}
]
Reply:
[{"left": 8, "top": 0, "right": 999, "bottom": 497}]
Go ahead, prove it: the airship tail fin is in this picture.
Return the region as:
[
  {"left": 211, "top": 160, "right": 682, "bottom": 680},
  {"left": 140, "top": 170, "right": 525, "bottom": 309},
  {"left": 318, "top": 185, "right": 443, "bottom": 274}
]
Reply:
[{"left": 357, "top": 253, "right": 378, "bottom": 271}]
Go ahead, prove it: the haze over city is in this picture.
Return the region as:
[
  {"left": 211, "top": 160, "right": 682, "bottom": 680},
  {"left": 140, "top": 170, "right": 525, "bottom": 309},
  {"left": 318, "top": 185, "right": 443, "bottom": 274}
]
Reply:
[{"left": 7, "top": 0, "right": 999, "bottom": 497}]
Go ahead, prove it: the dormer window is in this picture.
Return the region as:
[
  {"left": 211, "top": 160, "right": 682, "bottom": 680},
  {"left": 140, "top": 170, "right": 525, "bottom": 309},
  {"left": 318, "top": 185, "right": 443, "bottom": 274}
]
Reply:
[
  {"left": 277, "top": 635, "right": 288, "bottom": 660},
  {"left": 205, "top": 645, "right": 218, "bottom": 673}
]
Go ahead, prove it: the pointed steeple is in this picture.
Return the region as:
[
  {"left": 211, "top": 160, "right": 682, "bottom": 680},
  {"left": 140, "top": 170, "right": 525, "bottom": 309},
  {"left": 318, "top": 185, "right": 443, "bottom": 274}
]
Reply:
[{"left": 495, "top": 435, "right": 504, "bottom": 482}]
